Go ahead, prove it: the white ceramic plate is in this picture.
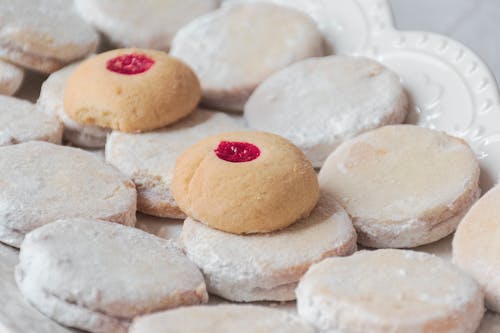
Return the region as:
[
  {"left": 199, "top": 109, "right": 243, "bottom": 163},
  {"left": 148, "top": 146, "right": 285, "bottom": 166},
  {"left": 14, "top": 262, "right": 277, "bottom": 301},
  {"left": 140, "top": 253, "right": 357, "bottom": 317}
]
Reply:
[
  {"left": 225, "top": 0, "right": 500, "bottom": 191},
  {"left": 2, "top": 1, "right": 500, "bottom": 332}
]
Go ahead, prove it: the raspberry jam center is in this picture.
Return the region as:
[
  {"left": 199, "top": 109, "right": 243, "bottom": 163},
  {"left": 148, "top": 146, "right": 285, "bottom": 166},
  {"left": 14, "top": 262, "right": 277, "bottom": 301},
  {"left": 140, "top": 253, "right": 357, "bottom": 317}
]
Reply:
[
  {"left": 106, "top": 53, "right": 155, "bottom": 75},
  {"left": 215, "top": 141, "right": 260, "bottom": 163}
]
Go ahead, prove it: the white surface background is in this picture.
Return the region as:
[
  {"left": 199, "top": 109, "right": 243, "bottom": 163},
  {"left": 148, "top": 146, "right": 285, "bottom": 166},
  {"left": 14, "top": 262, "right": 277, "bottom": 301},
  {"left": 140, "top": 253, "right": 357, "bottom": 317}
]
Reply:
[{"left": 391, "top": 0, "right": 500, "bottom": 83}]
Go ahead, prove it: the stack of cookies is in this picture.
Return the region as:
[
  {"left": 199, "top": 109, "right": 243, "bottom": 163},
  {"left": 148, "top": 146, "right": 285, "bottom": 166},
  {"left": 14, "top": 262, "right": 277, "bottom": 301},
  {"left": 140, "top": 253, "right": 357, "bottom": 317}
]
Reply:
[
  {"left": 0, "top": 1, "right": 498, "bottom": 333},
  {"left": 172, "top": 130, "right": 357, "bottom": 301}
]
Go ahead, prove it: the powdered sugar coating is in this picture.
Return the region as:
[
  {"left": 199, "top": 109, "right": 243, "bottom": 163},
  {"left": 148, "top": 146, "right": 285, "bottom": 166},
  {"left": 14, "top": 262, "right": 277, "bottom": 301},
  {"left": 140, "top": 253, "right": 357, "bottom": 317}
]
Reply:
[
  {"left": 296, "top": 249, "right": 484, "bottom": 333},
  {"left": 453, "top": 184, "right": 500, "bottom": 313},
  {"left": 0, "top": 141, "right": 137, "bottom": 247},
  {"left": 105, "top": 110, "right": 244, "bottom": 218},
  {"left": 0, "top": 95, "right": 62, "bottom": 146},
  {"left": 171, "top": 2, "right": 324, "bottom": 111},
  {"left": 75, "top": 0, "right": 218, "bottom": 51},
  {"left": 130, "top": 305, "right": 315, "bottom": 333},
  {"left": 16, "top": 219, "right": 208, "bottom": 333},
  {"left": 180, "top": 192, "right": 357, "bottom": 302},
  {"left": 0, "top": 0, "right": 98, "bottom": 73},
  {"left": 319, "top": 125, "right": 480, "bottom": 248},
  {"left": 38, "top": 63, "right": 110, "bottom": 148},
  {"left": 0, "top": 60, "right": 23, "bottom": 95},
  {"left": 245, "top": 56, "right": 408, "bottom": 167}
]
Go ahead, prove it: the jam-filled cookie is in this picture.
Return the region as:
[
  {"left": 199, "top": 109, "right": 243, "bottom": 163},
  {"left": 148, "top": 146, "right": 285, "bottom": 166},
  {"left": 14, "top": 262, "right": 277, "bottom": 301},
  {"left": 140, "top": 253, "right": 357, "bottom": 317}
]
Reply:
[
  {"left": 64, "top": 48, "right": 201, "bottom": 133},
  {"left": 171, "top": 2, "right": 324, "bottom": 111},
  {"left": 172, "top": 131, "right": 319, "bottom": 234},
  {"left": 106, "top": 110, "right": 244, "bottom": 219}
]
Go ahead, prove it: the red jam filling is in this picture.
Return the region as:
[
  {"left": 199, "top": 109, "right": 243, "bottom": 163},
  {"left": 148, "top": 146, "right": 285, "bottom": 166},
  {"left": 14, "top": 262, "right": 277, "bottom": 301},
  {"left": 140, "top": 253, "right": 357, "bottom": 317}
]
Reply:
[
  {"left": 106, "top": 53, "right": 155, "bottom": 75},
  {"left": 215, "top": 141, "right": 261, "bottom": 163}
]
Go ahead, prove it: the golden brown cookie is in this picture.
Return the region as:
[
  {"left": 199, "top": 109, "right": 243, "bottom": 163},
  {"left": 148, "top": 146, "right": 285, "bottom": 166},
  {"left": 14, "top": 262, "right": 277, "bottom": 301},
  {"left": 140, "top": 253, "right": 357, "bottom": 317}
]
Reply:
[
  {"left": 172, "top": 131, "right": 319, "bottom": 234},
  {"left": 63, "top": 48, "right": 201, "bottom": 133}
]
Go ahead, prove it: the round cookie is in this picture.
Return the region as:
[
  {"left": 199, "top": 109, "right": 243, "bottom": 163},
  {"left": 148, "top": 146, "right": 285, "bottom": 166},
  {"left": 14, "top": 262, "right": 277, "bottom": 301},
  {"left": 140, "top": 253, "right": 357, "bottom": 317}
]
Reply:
[
  {"left": 130, "top": 305, "right": 315, "bottom": 333},
  {"left": 296, "top": 249, "right": 484, "bottom": 333},
  {"left": 64, "top": 48, "right": 201, "bottom": 133},
  {"left": 106, "top": 110, "right": 244, "bottom": 219},
  {"left": 0, "top": 60, "right": 24, "bottom": 95},
  {"left": 75, "top": 0, "right": 218, "bottom": 51},
  {"left": 0, "top": 141, "right": 137, "bottom": 247},
  {"left": 170, "top": 2, "right": 324, "bottom": 111},
  {"left": 453, "top": 184, "right": 500, "bottom": 313},
  {"left": 319, "top": 125, "right": 480, "bottom": 248},
  {"left": 180, "top": 192, "right": 356, "bottom": 301},
  {"left": 0, "top": 95, "right": 62, "bottom": 146},
  {"left": 38, "top": 63, "right": 109, "bottom": 148},
  {"left": 16, "top": 218, "right": 208, "bottom": 333},
  {"left": 0, "top": 0, "right": 98, "bottom": 73},
  {"left": 245, "top": 56, "right": 408, "bottom": 167},
  {"left": 172, "top": 131, "right": 319, "bottom": 234}
]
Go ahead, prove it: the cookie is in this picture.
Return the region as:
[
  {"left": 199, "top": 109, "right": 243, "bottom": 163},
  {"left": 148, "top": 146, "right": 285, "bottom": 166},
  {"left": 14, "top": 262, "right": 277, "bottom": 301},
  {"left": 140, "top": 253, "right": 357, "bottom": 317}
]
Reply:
[
  {"left": 172, "top": 131, "right": 319, "bottom": 234},
  {"left": 130, "top": 305, "right": 315, "bottom": 333},
  {"left": 16, "top": 218, "right": 208, "bottom": 333},
  {"left": 245, "top": 56, "right": 408, "bottom": 167},
  {"left": 106, "top": 110, "right": 244, "bottom": 219},
  {"left": 75, "top": 0, "right": 218, "bottom": 51},
  {"left": 170, "top": 2, "right": 324, "bottom": 111},
  {"left": 223, "top": 0, "right": 375, "bottom": 54},
  {"left": 0, "top": 0, "right": 98, "bottom": 73},
  {"left": 180, "top": 192, "right": 356, "bottom": 301},
  {"left": 319, "top": 125, "right": 480, "bottom": 248},
  {"left": 38, "top": 63, "right": 109, "bottom": 148},
  {"left": 453, "top": 184, "right": 500, "bottom": 312},
  {"left": 296, "top": 249, "right": 484, "bottom": 333},
  {"left": 64, "top": 48, "right": 201, "bottom": 133},
  {"left": 0, "top": 96, "right": 62, "bottom": 146},
  {"left": 0, "top": 60, "right": 23, "bottom": 95},
  {"left": 0, "top": 141, "right": 136, "bottom": 247}
]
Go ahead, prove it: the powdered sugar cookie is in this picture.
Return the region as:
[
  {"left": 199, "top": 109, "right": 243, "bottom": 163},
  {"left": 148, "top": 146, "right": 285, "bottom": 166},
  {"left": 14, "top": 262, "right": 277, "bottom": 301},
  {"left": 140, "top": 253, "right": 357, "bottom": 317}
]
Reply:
[
  {"left": 180, "top": 192, "right": 356, "bottom": 302},
  {"left": 0, "top": 141, "right": 136, "bottom": 247},
  {"left": 0, "top": 60, "right": 23, "bottom": 95},
  {"left": 453, "top": 184, "right": 500, "bottom": 313},
  {"left": 0, "top": 96, "right": 62, "bottom": 146},
  {"left": 245, "top": 56, "right": 408, "bottom": 167},
  {"left": 130, "top": 305, "right": 315, "bottom": 333},
  {"left": 172, "top": 131, "right": 319, "bottom": 234},
  {"left": 106, "top": 110, "right": 244, "bottom": 219},
  {"left": 75, "top": 0, "right": 218, "bottom": 51},
  {"left": 0, "top": 0, "right": 98, "bottom": 73},
  {"left": 170, "top": 2, "right": 324, "bottom": 111},
  {"left": 16, "top": 218, "right": 208, "bottom": 333},
  {"left": 296, "top": 249, "right": 484, "bottom": 333},
  {"left": 64, "top": 48, "right": 200, "bottom": 133},
  {"left": 38, "top": 63, "right": 109, "bottom": 148},
  {"left": 319, "top": 125, "right": 480, "bottom": 248}
]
